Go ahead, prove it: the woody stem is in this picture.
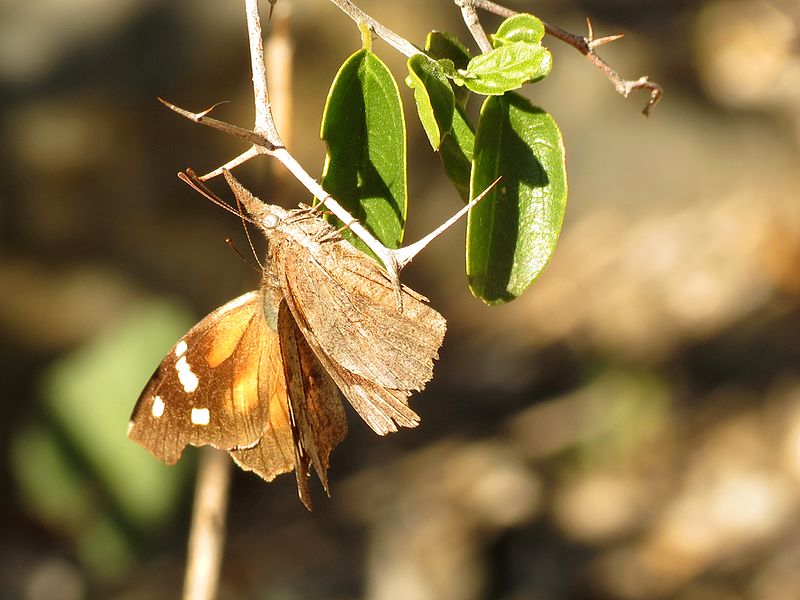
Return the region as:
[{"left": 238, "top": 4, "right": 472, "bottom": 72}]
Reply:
[{"left": 182, "top": 448, "right": 231, "bottom": 600}]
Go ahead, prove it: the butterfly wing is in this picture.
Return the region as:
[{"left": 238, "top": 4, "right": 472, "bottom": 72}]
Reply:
[
  {"left": 128, "top": 291, "right": 291, "bottom": 470},
  {"left": 275, "top": 237, "right": 446, "bottom": 434},
  {"left": 278, "top": 239, "right": 446, "bottom": 392},
  {"left": 299, "top": 334, "right": 421, "bottom": 435},
  {"left": 232, "top": 300, "right": 347, "bottom": 508}
]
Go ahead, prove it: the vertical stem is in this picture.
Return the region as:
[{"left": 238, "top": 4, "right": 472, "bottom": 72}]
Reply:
[
  {"left": 244, "top": 0, "right": 282, "bottom": 142},
  {"left": 265, "top": 4, "right": 294, "bottom": 194},
  {"left": 182, "top": 448, "right": 232, "bottom": 600}
]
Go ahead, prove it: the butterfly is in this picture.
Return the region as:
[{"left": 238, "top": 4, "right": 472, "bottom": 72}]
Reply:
[{"left": 128, "top": 171, "right": 446, "bottom": 508}]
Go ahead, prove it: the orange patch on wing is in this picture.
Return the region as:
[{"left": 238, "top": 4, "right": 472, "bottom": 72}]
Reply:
[
  {"left": 231, "top": 317, "right": 272, "bottom": 413},
  {"left": 207, "top": 304, "right": 258, "bottom": 368}
]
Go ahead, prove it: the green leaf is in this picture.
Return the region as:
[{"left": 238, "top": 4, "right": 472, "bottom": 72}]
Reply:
[
  {"left": 492, "top": 13, "right": 546, "bottom": 46},
  {"left": 425, "top": 30, "right": 471, "bottom": 106},
  {"left": 425, "top": 30, "right": 471, "bottom": 68},
  {"left": 406, "top": 53, "right": 455, "bottom": 150},
  {"left": 439, "top": 103, "right": 475, "bottom": 202},
  {"left": 458, "top": 42, "right": 552, "bottom": 95},
  {"left": 320, "top": 48, "right": 407, "bottom": 251},
  {"left": 467, "top": 93, "right": 567, "bottom": 304}
]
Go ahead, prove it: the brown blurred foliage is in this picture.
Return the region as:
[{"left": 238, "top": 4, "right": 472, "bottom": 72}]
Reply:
[{"left": 1, "top": 1, "right": 799, "bottom": 599}]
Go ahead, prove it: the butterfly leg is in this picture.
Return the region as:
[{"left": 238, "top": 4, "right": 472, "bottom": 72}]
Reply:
[{"left": 317, "top": 216, "right": 362, "bottom": 243}]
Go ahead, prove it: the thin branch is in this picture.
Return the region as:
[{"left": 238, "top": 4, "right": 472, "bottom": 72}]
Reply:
[
  {"left": 245, "top": 0, "right": 280, "bottom": 140},
  {"left": 326, "top": 0, "right": 419, "bottom": 57},
  {"left": 169, "top": 0, "right": 659, "bottom": 310},
  {"left": 269, "top": 147, "right": 403, "bottom": 287},
  {"left": 205, "top": 146, "right": 262, "bottom": 180},
  {"left": 169, "top": 0, "right": 466, "bottom": 304},
  {"left": 162, "top": 96, "right": 407, "bottom": 300},
  {"left": 464, "top": 0, "right": 663, "bottom": 115},
  {"left": 182, "top": 448, "right": 232, "bottom": 600},
  {"left": 394, "top": 177, "right": 500, "bottom": 268},
  {"left": 158, "top": 99, "right": 276, "bottom": 150},
  {"left": 162, "top": 11, "right": 400, "bottom": 282},
  {"left": 454, "top": 0, "right": 493, "bottom": 53}
]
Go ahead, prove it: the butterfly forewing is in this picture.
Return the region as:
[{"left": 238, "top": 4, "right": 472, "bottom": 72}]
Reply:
[
  {"left": 276, "top": 232, "right": 447, "bottom": 392},
  {"left": 128, "top": 291, "right": 274, "bottom": 463}
]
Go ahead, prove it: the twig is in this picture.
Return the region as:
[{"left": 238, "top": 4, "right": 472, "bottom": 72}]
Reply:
[
  {"left": 465, "top": 0, "right": 662, "bottom": 115},
  {"left": 168, "top": 0, "right": 659, "bottom": 307},
  {"left": 246, "top": 0, "right": 280, "bottom": 141},
  {"left": 182, "top": 448, "right": 232, "bottom": 600},
  {"left": 325, "top": 0, "right": 418, "bottom": 57},
  {"left": 168, "top": 0, "right": 489, "bottom": 305},
  {"left": 454, "top": 0, "right": 492, "bottom": 53}
]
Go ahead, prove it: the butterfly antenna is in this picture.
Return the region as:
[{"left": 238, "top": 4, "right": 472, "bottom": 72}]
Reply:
[
  {"left": 224, "top": 238, "right": 261, "bottom": 272},
  {"left": 179, "top": 169, "right": 264, "bottom": 269},
  {"left": 177, "top": 169, "right": 258, "bottom": 227},
  {"left": 230, "top": 186, "right": 264, "bottom": 270}
]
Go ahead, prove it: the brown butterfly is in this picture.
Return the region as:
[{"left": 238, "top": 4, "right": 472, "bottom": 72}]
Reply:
[{"left": 128, "top": 171, "right": 446, "bottom": 508}]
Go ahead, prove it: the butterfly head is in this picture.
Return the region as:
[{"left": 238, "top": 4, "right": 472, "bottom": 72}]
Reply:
[
  {"left": 223, "top": 170, "right": 290, "bottom": 231},
  {"left": 252, "top": 204, "right": 290, "bottom": 231}
]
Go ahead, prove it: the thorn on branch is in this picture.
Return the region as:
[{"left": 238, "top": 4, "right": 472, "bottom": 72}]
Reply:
[
  {"left": 470, "top": 0, "right": 663, "bottom": 116},
  {"left": 157, "top": 97, "right": 278, "bottom": 157},
  {"left": 589, "top": 34, "right": 625, "bottom": 50},
  {"left": 585, "top": 18, "right": 625, "bottom": 51}
]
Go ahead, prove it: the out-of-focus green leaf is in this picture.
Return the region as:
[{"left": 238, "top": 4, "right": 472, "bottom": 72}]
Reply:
[
  {"left": 42, "top": 300, "right": 193, "bottom": 527},
  {"left": 467, "top": 93, "right": 567, "bottom": 304},
  {"left": 439, "top": 104, "right": 475, "bottom": 202},
  {"left": 456, "top": 42, "right": 552, "bottom": 95},
  {"left": 320, "top": 48, "right": 407, "bottom": 252},
  {"left": 11, "top": 424, "right": 92, "bottom": 527},
  {"left": 492, "top": 13, "right": 546, "bottom": 46},
  {"left": 11, "top": 299, "right": 194, "bottom": 578},
  {"left": 406, "top": 53, "right": 455, "bottom": 150},
  {"left": 425, "top": 30, "right": 471, "bottom": 106}
]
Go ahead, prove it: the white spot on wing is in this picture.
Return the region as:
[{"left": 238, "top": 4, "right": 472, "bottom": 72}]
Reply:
[
  {"left": 151, "top": 395, "right": 165, "bottom": 418},
  {"left": 176, "top": 356, "right": 199, "bottom": 393},
  {"left": 191, "top": 407, "right": 210, "bottom": 425},
  {"left": 175, "top": 340, "right": 188, "bottom": 357}
]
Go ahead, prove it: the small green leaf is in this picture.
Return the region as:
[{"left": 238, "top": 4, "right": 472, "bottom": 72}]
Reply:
[
  {"left": 439, "top": 104, "right": 475, "bottom": 202},
  {"left": 467, "top": 93, "right": 567, "bottom": 304},
  {"left": 425, "top": 30, "right": 471, "bottom": 69},
  {"left": 436, "top": 59, "right": 458, "bottom": 79},
  {"left": 425, "top": 30, "right": 471, "bottom": 106},
  {"left": 406, "top": 53, "right": 455, "bottom": 150},
  {"left": 459, "top": 42, "right": 552, "bottom": 95},
  {"left": 320, "top": 48, "right": 407, "bottom": 251},
  {"left": 492, "top": 13, "right": 546, "bottom": 46}
]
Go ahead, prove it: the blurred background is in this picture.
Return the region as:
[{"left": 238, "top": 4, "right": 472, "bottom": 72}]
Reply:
[{"left": 2, "top": 0, "right": 800, "bottom": 598}]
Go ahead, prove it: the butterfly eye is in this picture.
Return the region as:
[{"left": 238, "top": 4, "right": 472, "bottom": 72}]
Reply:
[{"left": 263, "top": 213, "right": 280, "bottom": 229}]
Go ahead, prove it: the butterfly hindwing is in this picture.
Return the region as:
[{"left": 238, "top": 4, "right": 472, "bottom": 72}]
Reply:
[
  {"left": 227, "top": 291, "right": 296, "bottom": 486},
  {"left": 278, "top": 300, "right": 347, "bottom": 493},
  {"left": 232, "top": 299, "right": 347, "bottom": 508}
]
